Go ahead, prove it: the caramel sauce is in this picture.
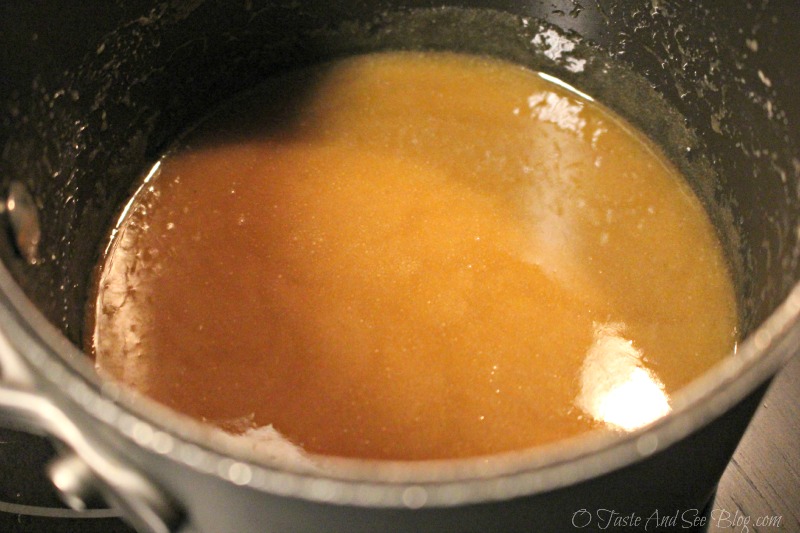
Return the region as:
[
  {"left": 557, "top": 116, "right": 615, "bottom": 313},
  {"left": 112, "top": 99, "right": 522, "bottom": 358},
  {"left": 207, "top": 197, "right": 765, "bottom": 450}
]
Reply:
[{"left": 89, "top": 52, "right": 738, "bottom": 460}]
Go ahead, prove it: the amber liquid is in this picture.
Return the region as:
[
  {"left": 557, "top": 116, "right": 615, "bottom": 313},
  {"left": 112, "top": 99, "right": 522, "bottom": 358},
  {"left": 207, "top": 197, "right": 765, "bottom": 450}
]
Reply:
[{"left": 89, "top": 52, "right": 738, "bottom": 460}]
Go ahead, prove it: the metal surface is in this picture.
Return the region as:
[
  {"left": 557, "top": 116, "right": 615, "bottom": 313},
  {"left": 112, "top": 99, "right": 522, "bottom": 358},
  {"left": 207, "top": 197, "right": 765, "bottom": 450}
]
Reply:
[
  {"left": 48, "top": 452, "right": 116, "bottom": 512},
  {"left": 3, "top": 182, "right": 40, "bottom": 266},
  {"left": 0, "top": 329, "right": 182, "bottom": 533},
  {"left": 713, "top": 353, "right": 800, "bottom": 532}
]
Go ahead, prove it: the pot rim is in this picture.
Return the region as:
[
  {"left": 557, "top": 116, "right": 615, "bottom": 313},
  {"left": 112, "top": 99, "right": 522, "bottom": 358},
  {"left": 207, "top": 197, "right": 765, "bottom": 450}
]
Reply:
[{"left": 1, "top": 259, "right": 798, "bottom": 508}]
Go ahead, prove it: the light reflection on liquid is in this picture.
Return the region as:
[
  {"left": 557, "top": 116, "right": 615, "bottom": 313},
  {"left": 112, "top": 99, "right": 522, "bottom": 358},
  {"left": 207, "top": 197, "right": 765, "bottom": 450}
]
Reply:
[
  {"left": 527, "top": 92, "right": 587, "bottom": 133},
  {"left": 577, "top": 323, "right": 671, "bottom": 431}
]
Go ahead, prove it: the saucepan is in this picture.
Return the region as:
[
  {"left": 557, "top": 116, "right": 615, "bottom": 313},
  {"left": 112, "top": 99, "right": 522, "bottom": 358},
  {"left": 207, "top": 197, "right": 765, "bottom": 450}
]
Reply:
[{"left": 1, "top": 1, "right": 799, "bottom": 531}]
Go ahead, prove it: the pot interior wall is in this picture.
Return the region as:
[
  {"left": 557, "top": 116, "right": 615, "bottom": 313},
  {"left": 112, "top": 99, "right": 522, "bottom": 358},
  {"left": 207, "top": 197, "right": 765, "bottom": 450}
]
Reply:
[{"left": 1, "top": 0, "right": 800, "bottom": 361}]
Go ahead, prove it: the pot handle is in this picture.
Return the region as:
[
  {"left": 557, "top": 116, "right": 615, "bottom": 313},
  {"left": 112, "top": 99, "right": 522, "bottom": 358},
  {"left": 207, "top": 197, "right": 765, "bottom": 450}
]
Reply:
[{"left": 0, "top": 329, "right": 184, "bottom": 533}]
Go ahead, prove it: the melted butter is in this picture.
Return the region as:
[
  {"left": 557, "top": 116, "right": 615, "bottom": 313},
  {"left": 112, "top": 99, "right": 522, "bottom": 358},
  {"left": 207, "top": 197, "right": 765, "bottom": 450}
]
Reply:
[{"left": 89, "top": 52, "right": 738, "bottom": 460}]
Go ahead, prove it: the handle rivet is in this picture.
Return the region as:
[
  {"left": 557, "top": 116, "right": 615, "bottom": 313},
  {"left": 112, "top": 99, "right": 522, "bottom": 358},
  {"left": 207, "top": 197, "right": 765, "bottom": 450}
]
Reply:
[{"left": 4, "top": 181, "right": 41, "bottom": 265}]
